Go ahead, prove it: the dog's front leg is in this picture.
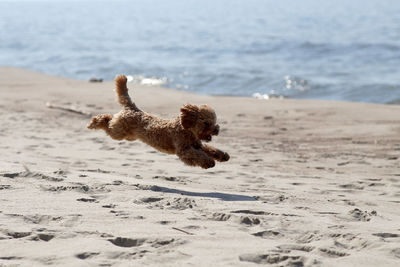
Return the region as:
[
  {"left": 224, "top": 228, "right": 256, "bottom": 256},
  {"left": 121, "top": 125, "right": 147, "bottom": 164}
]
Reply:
[
  {"left": 177, "top": 147, "right": 215, "bottom": 169},
  {"left": 202, "top": 144, "right": 230, "bottom": 162}
]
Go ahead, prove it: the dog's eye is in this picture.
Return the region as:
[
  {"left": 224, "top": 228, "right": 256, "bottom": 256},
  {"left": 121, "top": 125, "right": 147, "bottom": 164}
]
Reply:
[{"left": 204, "top": 122, "right": 211, "bottom": 128}]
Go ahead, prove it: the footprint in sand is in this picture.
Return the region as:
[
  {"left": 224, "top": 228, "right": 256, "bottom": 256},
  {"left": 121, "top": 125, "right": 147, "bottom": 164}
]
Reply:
[
  {"left": 347, "top": 208, "right": 377, "bottom": 222},
  {"left": 0, "top": 184, "right": 11, "bottom": 190},
  {"left": 275, "top": 244, "right": 315, "bottom": 253},
  {"left": 139, "top": 197, "right": 164, "bottom": 203},
  {"left": 295, "top": 231, "right": 323, "bottom": 244},
  {"left": 319, "top": 248, "right": 349, "bottom": 258},
  {"left": 207, "top": 212, "right": 260, "bottom": 225},
  {"left": 6, "top": 231, "right": 31, "bottom": 239},
  {"left": 152, "top": 175, "right": 185, "bottom": 182},
  {"left": 108, "top": 237, "right": 178, "bottom": 249},
  {"left": 140, "top": 197, "right": 196, "bottom": 210},
  {"left": 42, "top": 184, "right": 90, "bottom": 193},
  {"left": 2, "top": 171, "right": 64, "bottom": 182},
  {"left": 76, "top": 197, "right": 98, "bottom": 203},
  {"left": 82, "top": 168, "right": 111, "bottom": 174},
  {"left": 372, "top": 233, "right": 399, "bottom": 238},
  {"left": 109, "top": 237, "right": 147, "bottom": 248},
  {"left": 252, "top": 230, "right": 283, "bottom": 239},
  {"left": 338, "top": 183, "right": 364, "bottom": 190},
  {"left": 75, "top": 252, "right": 100, "bottom": 260},
  {"left": 231, "top": 210, "right": 276, "bottom": 216},
  {"left": 150, "top": 238, "right": 176, "bottom": 248},
  {"left": 391, "top": 248, "right": 400, "bottom": 259},
  {"left": 157, "top": 220, "right": 174, "bottom": 225},
  {"left": 102, "top": 204, "right": 116, "bottom": 209},
  {"left": 329, "top": 233, "right": 370, "bottom": 250},
  {"left": 239, "top": 253, "right": 304, "bottom": 265},
  {"left": 210, "top": 212, "right": 231, "bottom": 221},
  {"left": 240, "top": 216, "right": 261, "bottom": 225},
  {"left": 0, "top": 256, "right": 23, "bottom": 260},
  {"left": 109, "top": 210, "right": 129, "bottom": 218},
  {"left": 30, "top": 233, "right": 55, "bottom": 242},
  {"left": 23, "top": 214, "right": 63, "bottom": 225},
  {"left": 168, "top": 198, "right": 196, "bottom": 210}
]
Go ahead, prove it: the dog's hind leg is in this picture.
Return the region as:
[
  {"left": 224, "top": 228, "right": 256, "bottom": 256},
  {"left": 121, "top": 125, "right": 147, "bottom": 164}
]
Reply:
[
  {"left": 87, "top": 114, "right": 112, "bottom": 130},
  {"left": 87, "top": 114, "right": 128, "bottom": 141}
]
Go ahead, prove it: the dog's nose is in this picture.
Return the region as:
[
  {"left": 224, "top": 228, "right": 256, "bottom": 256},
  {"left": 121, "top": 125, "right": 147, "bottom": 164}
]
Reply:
[{"left": 213, "top": 125, "right": 219, "bottom": 135}]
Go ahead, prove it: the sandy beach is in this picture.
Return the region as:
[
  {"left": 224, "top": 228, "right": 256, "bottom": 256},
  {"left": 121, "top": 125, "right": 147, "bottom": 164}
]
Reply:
[{"left": 0, "top": 67, "right": 399, "bottom": 266}]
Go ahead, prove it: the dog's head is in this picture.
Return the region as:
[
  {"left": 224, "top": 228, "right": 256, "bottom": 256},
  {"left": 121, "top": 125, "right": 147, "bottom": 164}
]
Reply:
[{"left": 180, "top": 104, "right": 220, "bottom": 142}]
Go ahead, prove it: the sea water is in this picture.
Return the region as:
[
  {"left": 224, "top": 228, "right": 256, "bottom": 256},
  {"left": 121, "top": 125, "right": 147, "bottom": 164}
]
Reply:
[{"left": 1, "top": 0, "right": 400, "bottom": 104}]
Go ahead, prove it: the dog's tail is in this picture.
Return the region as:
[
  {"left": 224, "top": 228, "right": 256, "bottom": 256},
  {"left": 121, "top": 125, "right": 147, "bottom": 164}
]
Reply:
[{"left": 115, "top": 75, "right": 140, "bottom": 111}]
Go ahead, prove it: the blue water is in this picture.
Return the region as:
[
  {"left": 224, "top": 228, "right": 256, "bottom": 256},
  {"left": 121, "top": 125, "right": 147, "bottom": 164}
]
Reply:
[{"left": 1, "top": 0, "right": 400, "bottom": 104}]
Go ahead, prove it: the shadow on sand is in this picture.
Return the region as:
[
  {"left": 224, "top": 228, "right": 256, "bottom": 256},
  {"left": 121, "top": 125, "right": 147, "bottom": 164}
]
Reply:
[{"left": 145, "top": 185, "right": 256, "bottom": 201}]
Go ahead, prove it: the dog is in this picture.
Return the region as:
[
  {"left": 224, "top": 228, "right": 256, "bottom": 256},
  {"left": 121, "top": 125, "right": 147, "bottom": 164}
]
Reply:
[{"left": 87, "top": 75, "right": 229, "bottom": 169}]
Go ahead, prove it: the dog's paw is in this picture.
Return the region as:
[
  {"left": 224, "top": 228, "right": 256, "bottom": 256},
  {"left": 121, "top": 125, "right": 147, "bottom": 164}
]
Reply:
[
  {"left": 221, "top": 152, "right": 230, "bottom": 162},
  {"left": 201, "top": 159, "right": 215, "bottom": 169},
  {"left": 214, "top": 151, "right": 230, "bottom": 162}
]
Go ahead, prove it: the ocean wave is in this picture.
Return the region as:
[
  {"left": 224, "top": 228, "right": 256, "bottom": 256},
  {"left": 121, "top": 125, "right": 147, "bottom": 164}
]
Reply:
[
  {"left": 252, "top": 92, "right": 284, "bottom": 100},
  {"left": 2, "top": 0, "right": 400, "bottom": 104},
  {"left": 283, "top": 75, "right": 310, "bottom": 92},
  {"left": 127, "top": 75, "right": 168, "bottom": 86},
  {"left": 252, "top": 93, "right": 270, "bottom": 100}
]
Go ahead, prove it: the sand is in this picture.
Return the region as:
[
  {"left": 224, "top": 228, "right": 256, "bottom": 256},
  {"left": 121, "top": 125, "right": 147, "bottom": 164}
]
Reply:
[{"left": 0, "top": 67, "right": 399, "bottom": 266}]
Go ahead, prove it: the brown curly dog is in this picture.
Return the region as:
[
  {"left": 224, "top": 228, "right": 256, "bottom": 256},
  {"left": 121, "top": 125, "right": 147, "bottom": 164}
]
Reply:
[{"left": 87, "top": 75, "right": 229, "bottom": 169}]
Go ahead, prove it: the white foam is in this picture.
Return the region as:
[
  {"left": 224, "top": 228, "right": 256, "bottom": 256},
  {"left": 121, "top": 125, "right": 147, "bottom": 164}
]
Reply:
[
  {"left": 252, "top": 92, "right": 284, "bottom": 100},
  {"left": 252, "top": 93, "right": 270, "bottom": 100},
  {"left": 127, "top": 75, "right": 168, "bottom": 86}
]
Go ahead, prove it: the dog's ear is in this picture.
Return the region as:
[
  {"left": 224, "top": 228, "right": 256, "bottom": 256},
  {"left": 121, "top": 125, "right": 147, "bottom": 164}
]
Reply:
[{"left": 180, "top": 104, "right": 199, "bottom": 129}]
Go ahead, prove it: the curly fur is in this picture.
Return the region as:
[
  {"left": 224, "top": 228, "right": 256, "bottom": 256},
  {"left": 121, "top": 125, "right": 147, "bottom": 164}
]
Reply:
[{"left": 87, "top": 75, "right": 229, "bottom": 169}]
